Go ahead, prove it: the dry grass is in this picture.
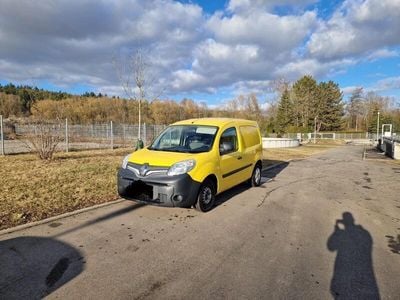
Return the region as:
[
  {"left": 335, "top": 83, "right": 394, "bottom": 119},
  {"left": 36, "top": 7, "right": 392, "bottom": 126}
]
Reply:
[
  {"left": 0, "top": 148, "right": 132, "bottom": 230},
  {"left": 263, "top": 141, "right": 343, "bottom": 166}
]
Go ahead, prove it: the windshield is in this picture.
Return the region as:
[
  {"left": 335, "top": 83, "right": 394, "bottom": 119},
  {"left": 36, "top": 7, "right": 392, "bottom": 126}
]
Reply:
[{"left": 149, "top": 125, "right": 218, "bottom": 153}]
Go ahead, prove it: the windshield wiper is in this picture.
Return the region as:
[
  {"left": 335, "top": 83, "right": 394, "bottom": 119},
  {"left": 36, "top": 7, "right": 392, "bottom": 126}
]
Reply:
[{"left": 149, "top": 147, "right": 192, "bottom": 153}]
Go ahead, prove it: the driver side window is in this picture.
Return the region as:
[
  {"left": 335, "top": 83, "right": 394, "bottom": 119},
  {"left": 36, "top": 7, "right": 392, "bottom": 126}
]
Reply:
[{"left": 219, "top": 127, "right": 238, "bottom": 155}]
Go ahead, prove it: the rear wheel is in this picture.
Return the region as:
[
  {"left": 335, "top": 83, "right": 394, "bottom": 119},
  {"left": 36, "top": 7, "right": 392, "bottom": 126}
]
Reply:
[
  {"left": 194, "top": 179, "right": 215, "bottom": 212},
  {"left": 249, "top": 164, "right": 262, "bottom": 187}
]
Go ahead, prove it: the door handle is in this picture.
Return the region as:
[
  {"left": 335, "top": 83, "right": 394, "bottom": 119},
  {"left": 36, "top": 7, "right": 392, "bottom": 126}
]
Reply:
[{"left": 237, "top": 156, "right": 242, "bottom": 160}]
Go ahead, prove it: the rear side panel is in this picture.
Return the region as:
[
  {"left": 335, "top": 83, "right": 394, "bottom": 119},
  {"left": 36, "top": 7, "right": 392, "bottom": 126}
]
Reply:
[{"left": 239, "top": 125, "right": 263, "bottom": 178}]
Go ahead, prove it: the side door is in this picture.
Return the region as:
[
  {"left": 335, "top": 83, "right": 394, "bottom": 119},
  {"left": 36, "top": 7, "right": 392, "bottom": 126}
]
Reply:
[{"left": 218, "top": 127, "right": 249, "bottom": 191}]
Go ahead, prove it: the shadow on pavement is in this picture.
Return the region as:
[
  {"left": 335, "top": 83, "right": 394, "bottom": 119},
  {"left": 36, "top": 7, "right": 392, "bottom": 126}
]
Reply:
[
  {"left": 327, "top": 212, "right": 380, "bottom": 299},
  {"left": 53, "top": 202, "right": 145, "bottom": 238},
  {"left": 214, "top": 182, "right": 251, "bottom": 208},
  {"left": 0, "top": 236, "right": 84, "bottom": 298},
  {"left": 214, "top": 161, "right": 289, "bottom": 209},
  {"left": 262, "top": 161, "right": 289, "bottom": 179}
]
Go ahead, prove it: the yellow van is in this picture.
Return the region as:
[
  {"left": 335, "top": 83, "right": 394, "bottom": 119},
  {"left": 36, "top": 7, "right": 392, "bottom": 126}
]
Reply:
[{"left": 117, "top": 118, "right": 263, "bottom": 212}]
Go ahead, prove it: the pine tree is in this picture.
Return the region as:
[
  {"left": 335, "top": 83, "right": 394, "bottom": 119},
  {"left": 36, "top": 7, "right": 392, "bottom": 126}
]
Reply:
[
  {"left": 18, "top": 89, "right": 35, "bottom": 114},
  {"left": 319, "top": 81, "right": 344, "bottom": 131},
  {"left": 276, "top": 89, "right": 293, "bottom": 134},
  {"left": 292, "top": 75, "right": 319, "bottom": 130}
]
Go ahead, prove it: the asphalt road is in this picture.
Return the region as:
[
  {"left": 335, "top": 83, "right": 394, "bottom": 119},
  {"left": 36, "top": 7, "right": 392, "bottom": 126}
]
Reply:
[{"left": 1, "top": 145, "right": 399, "bottom": 299}]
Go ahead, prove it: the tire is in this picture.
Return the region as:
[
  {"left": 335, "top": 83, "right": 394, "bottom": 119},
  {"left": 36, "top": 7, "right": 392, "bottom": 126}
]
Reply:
[
  {"left": 194, "top": 179, "right": 215, "bottom": 212},
  {"left": 249, "top": 164, "right": 262, "bottom": 187}
]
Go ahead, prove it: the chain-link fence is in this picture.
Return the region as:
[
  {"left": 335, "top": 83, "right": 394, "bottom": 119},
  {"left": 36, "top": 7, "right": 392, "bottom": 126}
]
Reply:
[
  {"left": 0, "top": 116, "right": 166, "bottom": 155},
  {"left": 283, "top": 132, "right": 388, "bottom": 141}
]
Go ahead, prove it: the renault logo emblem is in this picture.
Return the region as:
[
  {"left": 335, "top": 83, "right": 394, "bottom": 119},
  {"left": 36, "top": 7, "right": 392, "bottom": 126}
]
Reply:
[{"left": 139, "top": 163, "right": 149, "bottom": 176}]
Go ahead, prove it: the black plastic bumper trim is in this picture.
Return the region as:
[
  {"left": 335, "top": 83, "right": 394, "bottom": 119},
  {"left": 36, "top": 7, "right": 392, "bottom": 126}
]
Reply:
[{"left": 117, "top": 168, "right": 201, "bottom": 208}]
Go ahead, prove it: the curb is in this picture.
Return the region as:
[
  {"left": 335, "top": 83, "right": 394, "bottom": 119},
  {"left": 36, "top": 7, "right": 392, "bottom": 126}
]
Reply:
[{"left": 0, "top": 198, "right": 126, "bottom": 236}]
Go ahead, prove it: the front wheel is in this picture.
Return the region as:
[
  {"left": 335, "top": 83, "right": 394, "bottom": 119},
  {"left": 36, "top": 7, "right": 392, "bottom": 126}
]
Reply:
[
  {"left": 249, "top": 164, "right": 262, "bottom": 187},
  {"left": 194, "top": 180, "right": 215, "bottom": 212}
]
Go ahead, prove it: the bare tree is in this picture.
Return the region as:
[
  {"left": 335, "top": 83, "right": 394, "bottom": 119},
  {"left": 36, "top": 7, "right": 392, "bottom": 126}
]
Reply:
[
  {"left": 271, "top": 78, "right": 291, "bottom": 96},
  {"left": 23, "top": 104, "right": 64, "bottom": 160},
  {"left": 113, "top": 49, "right": 163, "bottom": 147},
  {"left": 26, "top": 122, "right": 63, "bottom": 160}
]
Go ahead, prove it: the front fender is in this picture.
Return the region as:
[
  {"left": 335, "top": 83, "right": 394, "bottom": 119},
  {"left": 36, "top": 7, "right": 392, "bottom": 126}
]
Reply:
[{"left": 188, "top": 160, "right": 219, "bottom": 188}]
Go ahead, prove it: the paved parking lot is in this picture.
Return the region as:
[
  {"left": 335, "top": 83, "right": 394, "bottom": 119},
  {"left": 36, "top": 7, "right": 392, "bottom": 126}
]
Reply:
[{"left": 1, "top": 145, "right": 399, "bottom": 299}]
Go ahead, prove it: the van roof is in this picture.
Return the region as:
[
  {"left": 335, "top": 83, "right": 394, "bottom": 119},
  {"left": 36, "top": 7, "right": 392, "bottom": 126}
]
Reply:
[{"left": 172, "top": 118, "right": 258, "bottom": 127}]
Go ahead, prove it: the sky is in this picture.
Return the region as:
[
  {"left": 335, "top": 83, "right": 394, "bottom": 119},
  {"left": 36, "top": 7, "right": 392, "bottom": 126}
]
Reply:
[{"left": 0, "top": 0, "right": 399, "bottom": 106}]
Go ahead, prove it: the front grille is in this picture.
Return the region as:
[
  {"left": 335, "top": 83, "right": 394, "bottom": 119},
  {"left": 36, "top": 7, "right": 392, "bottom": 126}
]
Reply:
[{"left": 127, "top": 162, "right": 168, "bottom": 177}]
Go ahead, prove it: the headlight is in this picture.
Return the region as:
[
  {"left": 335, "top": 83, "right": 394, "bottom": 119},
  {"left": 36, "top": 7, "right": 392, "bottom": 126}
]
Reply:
[
  {"left": 121, "top": 154, "right": 131, "bottom": 169},
  {"left": 167, "top": 159, "right": 196, "bottom": 176}
]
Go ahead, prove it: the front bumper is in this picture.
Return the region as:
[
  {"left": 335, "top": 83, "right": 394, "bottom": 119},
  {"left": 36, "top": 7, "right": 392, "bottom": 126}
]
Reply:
[{"left": 117, "top": 168, "right": 201, "bottom": 207}]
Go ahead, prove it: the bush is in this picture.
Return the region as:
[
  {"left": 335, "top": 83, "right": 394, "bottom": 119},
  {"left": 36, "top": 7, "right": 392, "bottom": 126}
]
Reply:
[{"left": 26, "top": 123, "right": 63, "bottom": 160}]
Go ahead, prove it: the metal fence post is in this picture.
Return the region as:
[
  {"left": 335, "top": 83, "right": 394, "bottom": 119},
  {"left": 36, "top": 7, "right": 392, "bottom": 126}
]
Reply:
[
  {"left": 0, "top": 115, "right": 4, "bottom": 155},
  {"left": 110, "top": 121, "right": 114, "bottom": 149},
  {"left": 123, "top": 124, "right": 126, "bottom": 147},
  {"left": 143, "top": 123, "right": 146, "bottom": 145},
  {"left": 65, "top": 118, "right": 69, "bottom": 153}
]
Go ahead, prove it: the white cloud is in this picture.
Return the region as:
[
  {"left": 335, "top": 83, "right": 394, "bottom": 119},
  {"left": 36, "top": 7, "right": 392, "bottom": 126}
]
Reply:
[
  {"left": 228, "top": 0, "right": 318, "bottom": 13},
  {"left": 366, "top": 49, "right": 399, "bottom": 61},
  {"left": 372, "top": 76, "right": 400, "bottom": 92},
  {"left": 275, "top": 58, "right": 356, "bottom": 80},
  {"left": 307, "top": 0, "right": 400, "bottom": 60},
  {"left": 171, "top": 69, "right": 208, "bottom": 91},
  {"left": 232, "top": 80, "right": 274, "bottom": 95},
  {"left": 170, "top": 39, "right": 273, "bottom": 92},
  {"left": 0, "top": 0, "right": 204, "bottom": 93},
  {"left": 207, "top": 10, "right": 317, "bottom": 54},
  {"left": 341, "top": 86, "right": 363, "bottom": 95},
  {"left": 169, "top": 8, "right": 318, "bottom": 93},
  {"left": 0, "top": 0, "right": 399, "bottom": 102}
]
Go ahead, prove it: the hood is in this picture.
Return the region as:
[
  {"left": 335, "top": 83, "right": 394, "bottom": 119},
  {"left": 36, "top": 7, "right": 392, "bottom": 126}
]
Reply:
[{"left": 128, "top": 148, "right": 196, "bottom": 167}]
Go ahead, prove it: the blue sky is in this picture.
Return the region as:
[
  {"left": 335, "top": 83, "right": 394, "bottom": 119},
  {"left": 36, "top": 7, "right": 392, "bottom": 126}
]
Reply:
[{"left": 0, "top": 0, "right": 399, "bottom": 106}]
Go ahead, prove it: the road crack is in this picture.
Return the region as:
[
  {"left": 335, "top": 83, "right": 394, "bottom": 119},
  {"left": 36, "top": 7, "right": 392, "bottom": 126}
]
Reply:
[{"left": 258, "top": 176, "right": 326, "bottom": 207}]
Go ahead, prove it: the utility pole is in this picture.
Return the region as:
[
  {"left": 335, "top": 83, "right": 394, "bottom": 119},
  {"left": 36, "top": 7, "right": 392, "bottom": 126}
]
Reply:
[
  {"left": 377, "top": 111, "right": 380, "bottom": 142},
  {"left": 314, "top": 116, "right": 317, "bottom": 144},
  {"left": 110, "top": 120, "right": 114, "bottom": 150},
  {"left": 0, "top": 115, "right": 4, "bottom": 155},
  {"left": 138, "top": 100, "right": 141, "bottom": 143},
  {"left": 65, "top": 118, "right": 69, "bottom": 153}
]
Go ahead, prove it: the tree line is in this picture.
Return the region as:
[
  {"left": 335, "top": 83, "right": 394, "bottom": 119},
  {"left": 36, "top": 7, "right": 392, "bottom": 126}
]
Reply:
[
  {"left": 1, "top": 78, "right": 399, "bottom": 134},
  {"left": 346, "top": 87, "right": 398, "bottom": 133},
  {"left": 0, "top": 82, "right": 265, "bottom": 128},
  {"left": 28, "top": 95, "right": 266, "bottom": 127},
  {"left": 274, "top": 76, "right": 400, "bottom": 134},
  {"left": 0, "top": 83, "right": 117, "bottom": 116}
]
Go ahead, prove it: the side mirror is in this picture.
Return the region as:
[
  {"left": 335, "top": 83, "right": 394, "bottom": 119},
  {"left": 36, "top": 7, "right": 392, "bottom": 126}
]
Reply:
[{"left": 219, "top": 141, "right": 234, "bottom": 155}]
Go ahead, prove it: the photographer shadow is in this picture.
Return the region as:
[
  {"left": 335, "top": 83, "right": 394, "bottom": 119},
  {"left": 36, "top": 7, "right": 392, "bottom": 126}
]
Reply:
[
  {"left": 327, "top": 212, "right": 380, "bottom": 299},
  {"left": 0, "top": 236, "right": 84, "bottom": 298}
]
